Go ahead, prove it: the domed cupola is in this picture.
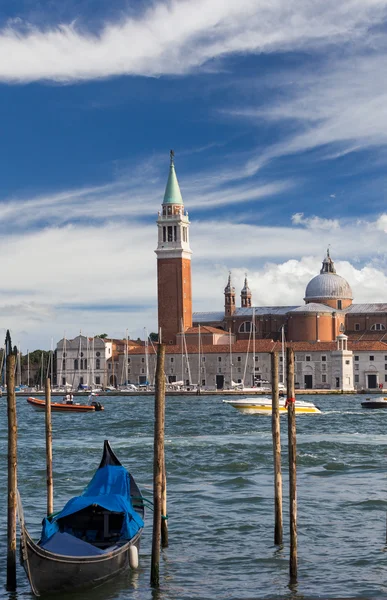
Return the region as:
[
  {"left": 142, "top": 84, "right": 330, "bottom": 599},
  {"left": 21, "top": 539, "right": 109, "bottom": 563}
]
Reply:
[{"left": 304, "top": 249, "right": 353, "bottom": 310}]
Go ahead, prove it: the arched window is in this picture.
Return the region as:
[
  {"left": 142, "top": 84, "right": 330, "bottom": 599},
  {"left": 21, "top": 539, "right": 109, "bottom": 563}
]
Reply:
[
  {"left": 74, "top": 359, "right": 78, "bottom": 370},
  {"left": 238, "top": 321, "right": 256, "bottom": 333},
  {"left": 96, "top": 358, "right": 100, "bottom": 370},
  {"left": 370, "top": 323, "right": 386, "bottom": 331}
]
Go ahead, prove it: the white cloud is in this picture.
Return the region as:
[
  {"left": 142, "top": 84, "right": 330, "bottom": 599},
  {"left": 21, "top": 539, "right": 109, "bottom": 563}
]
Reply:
[
  {"left": 230, "top": 50, "right": 387, "bottom": 174},
  {"left": 2, "top": 209, "right": 387, "bottom": 350},
  {"left": 0, "top": 0, "right": 386, "bottom": 82},
  {"left": 291, "top": 212, "right": 340, "bottom": 230}
]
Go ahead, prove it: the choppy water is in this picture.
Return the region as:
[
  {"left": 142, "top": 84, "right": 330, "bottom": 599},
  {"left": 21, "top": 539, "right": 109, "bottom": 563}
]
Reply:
[{"left": 0, "top": 394, "right": 387, "bottom": 599}]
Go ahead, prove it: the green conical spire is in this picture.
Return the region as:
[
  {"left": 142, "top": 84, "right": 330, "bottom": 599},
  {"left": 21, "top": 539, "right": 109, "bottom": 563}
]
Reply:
[{"left": 163, "top": 150, "right": 183, "bottom": 205}]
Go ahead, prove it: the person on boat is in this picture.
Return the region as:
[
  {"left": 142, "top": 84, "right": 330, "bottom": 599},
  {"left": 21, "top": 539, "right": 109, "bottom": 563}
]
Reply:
[{"left": 88, "top": 392, "right": 97, "bottom": 405}]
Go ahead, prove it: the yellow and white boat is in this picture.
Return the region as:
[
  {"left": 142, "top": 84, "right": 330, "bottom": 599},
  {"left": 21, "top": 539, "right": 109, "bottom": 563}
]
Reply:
[{"left": 223, "top": 397, "right": 321, "bottom": 415}]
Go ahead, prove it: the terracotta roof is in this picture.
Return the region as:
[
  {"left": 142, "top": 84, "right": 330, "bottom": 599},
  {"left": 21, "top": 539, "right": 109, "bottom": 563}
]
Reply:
[
  {"left": 184, "top": 326, "right": 226, "bottom": 334},
  {"left": 127, "top": 339, "right": 387, "bottom": 355}
]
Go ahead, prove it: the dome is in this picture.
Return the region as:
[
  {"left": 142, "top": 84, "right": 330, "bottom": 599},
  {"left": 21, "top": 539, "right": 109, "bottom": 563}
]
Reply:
[{"left": 305, "top": 273, "right": 353, "bottom": 301}]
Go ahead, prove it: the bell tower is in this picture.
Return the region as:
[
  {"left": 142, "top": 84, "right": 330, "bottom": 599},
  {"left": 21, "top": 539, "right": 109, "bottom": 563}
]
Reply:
[
  {"left": 241, "top": 275, "right": 252, "bottom": 308},
  {"left": 224, "top": 272, "right": 236, "bottom": 317},
  {"left": 155, "top": 151, "right": 192, "bottom": 345}
]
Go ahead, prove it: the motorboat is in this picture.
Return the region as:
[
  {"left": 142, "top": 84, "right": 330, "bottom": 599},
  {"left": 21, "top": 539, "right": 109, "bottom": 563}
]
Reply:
[
  {"left": 27, "top": 397, "right": 104, "bottom": 412},
  {"left": 223, "top": 396, "right": 321, "bottom": 415},
  {"left": 361, "top": 396, "right": 387, "bottom": 409}
]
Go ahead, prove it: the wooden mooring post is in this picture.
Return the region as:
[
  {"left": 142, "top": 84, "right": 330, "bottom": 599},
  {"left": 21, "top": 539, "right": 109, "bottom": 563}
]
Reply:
[
  {"left": 286, "top": 347, "right": 297, "bottom": 583},
  {"left": 6, "top": 330, "right": 18, "bottom": 591},
  {"left": 150, "top": 343, "right": 166, "bottom": 587},
  {"left": 271, "top": 351, "right": 283, "bottom": 546},
  {"left": 45, "top": 378, "right": 54, "bottom": 516}
]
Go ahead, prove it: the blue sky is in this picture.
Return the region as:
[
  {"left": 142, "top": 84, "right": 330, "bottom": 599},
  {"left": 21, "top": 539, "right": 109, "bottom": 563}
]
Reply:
[{"left": 2, "top": 0, "right": 387, "bottom": 350}]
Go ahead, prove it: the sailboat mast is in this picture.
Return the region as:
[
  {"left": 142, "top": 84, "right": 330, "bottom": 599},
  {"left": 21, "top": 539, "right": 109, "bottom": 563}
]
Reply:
[
  {"left": 63, "top": 335, "right": 67, "bottom": 387},
  {"left": 229, "top": 327, "right": 232, "bottom": 388},
  {"left": 50, "top": 338, "right": 54, "bottom": 389},
  {"left": 27, "top": 350, "right": 30, "bottom": 388},
  {"left": 252, "top": 307, "right": 255, "bottom": 386},
  {"left": 281, "top": 326, "right": 285, "bottom": 384},
  {"left": 126, "top": 329, "right": 129, "bottom": 385},
  {"left": 92, "top": 336, "right": 95, "bottom": 386},
  {"left": 198, "top": 324, "right": 201, "bottom": 387},
  {"left": 144, "top": 328, "right": 150, "bottom": 386},
  {"left": 40, "top": 352, "right": 44, "bottom": 390}
]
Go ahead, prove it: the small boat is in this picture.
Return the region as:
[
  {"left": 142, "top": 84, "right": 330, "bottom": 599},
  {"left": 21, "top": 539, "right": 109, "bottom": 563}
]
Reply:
[
  {"left": 361, "top": 396, "right": 387, "bottom": 409},
  {"left": 223, "top": 396, "right": 321, "bottom": 415},
  {"left": 18, "top": 440, "right": 145, "bottom": 596},
  {"left": 27, "top": 396, "right": 104, "bottom": 412}
]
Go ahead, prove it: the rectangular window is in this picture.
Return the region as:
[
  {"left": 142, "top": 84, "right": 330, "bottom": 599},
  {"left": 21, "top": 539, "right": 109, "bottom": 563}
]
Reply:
[
  {"left": 345, "top": 360, "right": 350, "bottom": 365},
  {"left": 141, "top": 358, "right": 145, "bottom": 363},
  {"left": 96, "top": 376, "right": 101, "bottom": 384},
  {"left": 141, "top": 368, "right": 145, "bottom": 374},
  {"left": 167, "top": 226, "right": 173, "bottom": 242},
  {"left": 218, "top": 357, "right": 222, "bottom": 362},
  {"left": 128, "top": 357, "right": 131, "bottom": 363},
  {"left": 321, "top": 355, "right": 327, "bottom": 362},
  {"left": 202, "top": 356, "right": 205, "bottom": 362},
  {"left": 306, "top": 355, "right": 311, "bottom": 362},
  {"left": 254, "top": 356, "right": 258, "bottom": 361},
  {"left": 354, "top": 355, "right": 359, "bottom": 361},
  {"left": 128, "top": 369, "right": 131, "bottom": 374},
  {"left": 355, "top": 374, "right": 359, "bottom": 383},
  {"left": 237, "top": 356, "right": 241, "bottom": 362},
  {"left": 355, "top": 323, "right": 360, "bottom": 331},
  {"left": 370, "top": 355, "right": 374, "bottom": 361},
  {"left": 62, "top": 377, "right": 66, "bottom": 385},
  {"left": 173, "top": 226, "right": 177, "bottom": 242},
  {"left": 322, "top": 374, "right": 327, "bottom": 383},
  {"left": 202, "top": 379, "right": 206, "bottom": 386},
  {"left": 322, "top": 364, "right": 326, "bottom": 371},
  {"left": 170, "top": 357, "right": 174, "bottom": 363},
  {"left": 162, "top": 227, "right": 166, "bottom": 242},
  {"left": 355, "top": 364, "right": 359, "bottom": 370},
  {"left": 237, "top": 368, "right": 241, "bottom": 373},
  {"left": 337, "top": 300, "right": 342, "bottom": 309},
  {"left": 279, "top": 356, "right": 283, "bottom": 362},
  {"left": 385, "top": 375, "right": 387, "bottom": 383},
  {"left": 218, "top": 367, "right": 222, "bottom": 373}
]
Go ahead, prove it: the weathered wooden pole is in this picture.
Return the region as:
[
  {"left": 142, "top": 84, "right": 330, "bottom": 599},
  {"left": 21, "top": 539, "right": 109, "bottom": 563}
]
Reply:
[
  {"left": 6, "top": 330, "right": 18, "bottom": 591},
  {"left": 45, "top": 378, "right": 54, "bottom": 516},
  {"left": 150, "top": 343, "right": 166, "bottom": 587},
  {"left": 271, "top": 351, "right": 283, "bottom": 546},
  {"left": 286, "top": 346, "right": 297, "bottom": 583}
]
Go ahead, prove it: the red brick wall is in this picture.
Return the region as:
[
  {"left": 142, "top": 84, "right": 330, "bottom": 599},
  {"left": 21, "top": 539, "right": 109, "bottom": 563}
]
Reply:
[{"left": 157, "top": 257, "right": 192, "bottom": 344}]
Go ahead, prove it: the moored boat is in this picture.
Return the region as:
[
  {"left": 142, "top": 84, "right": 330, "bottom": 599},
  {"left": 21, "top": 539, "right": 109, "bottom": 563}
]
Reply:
[
  {"left": 18, "top": 440, "right": 144, "bottom": 596},
  {"left": 223, "top": 396, "right": 321, "bottom": 414},
  {"left": 27, "top": 396, "right": 104, "bottom": 412},
  {"left": 361, "top": 396, "right": 387, "bottom": 409}
]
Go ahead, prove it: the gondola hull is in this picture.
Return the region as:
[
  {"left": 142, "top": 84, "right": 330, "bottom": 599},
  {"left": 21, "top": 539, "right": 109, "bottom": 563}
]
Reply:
[
  {"left": 18, "top": 440, "right": 144, "bottom": 596},
  {"left": 20, "top": 524, "right": 142, "bottom": 596}
]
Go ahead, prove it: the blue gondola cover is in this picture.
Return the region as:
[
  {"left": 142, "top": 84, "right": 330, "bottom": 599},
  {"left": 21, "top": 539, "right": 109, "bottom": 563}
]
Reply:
[{"left": 41, "top": 465, "right": 144, "bottom": 545}]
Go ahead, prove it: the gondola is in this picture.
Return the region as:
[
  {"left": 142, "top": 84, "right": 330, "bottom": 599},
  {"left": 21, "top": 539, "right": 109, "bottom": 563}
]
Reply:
[{"left": 18, "top": 440, "right": 145, "bottom": 596}]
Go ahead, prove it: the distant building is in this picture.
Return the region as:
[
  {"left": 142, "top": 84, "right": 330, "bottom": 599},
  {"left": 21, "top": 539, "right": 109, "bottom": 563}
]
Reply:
[
  {"left": 56, "top": 335, "right": 111, "bottom": 389},
  {"left": 151, "top": 154, "right": 387, "bottom": 392}
]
